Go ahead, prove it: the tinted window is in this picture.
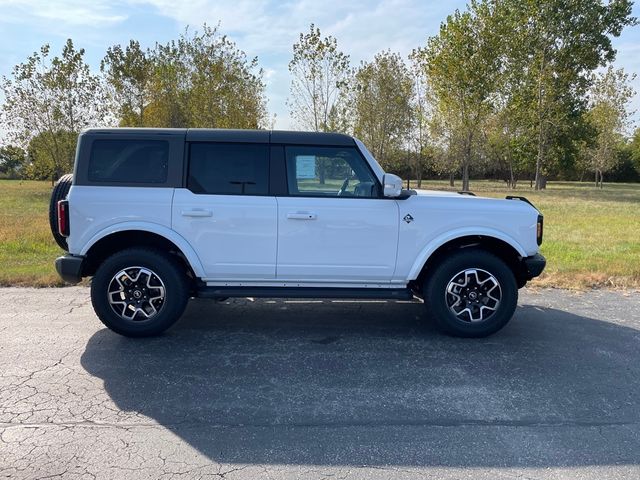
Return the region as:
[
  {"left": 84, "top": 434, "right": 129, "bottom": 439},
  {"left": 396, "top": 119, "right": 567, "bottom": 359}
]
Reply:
[
  {"left": 188, "top": 143, "right": 269, "bottom": 195},
  {"left": 285, "top": 146, "right": 379, "bottom": 197},
  {"left": 88, "top": 140, "right": 169, "bottom": 184}
]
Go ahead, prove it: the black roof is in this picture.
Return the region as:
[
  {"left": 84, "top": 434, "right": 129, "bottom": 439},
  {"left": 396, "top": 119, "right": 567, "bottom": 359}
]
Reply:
[{"left": 83, "top": 128, "right": 355, "bottom": 147}]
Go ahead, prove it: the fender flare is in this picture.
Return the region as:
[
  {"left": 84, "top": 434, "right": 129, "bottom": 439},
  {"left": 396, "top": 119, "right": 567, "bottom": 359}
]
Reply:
[
  {"left": 80, "top": 221, "right": 206, "bottom": 278},
  {"left": 407, "top": 227, "right": 527, "bottom": 280}
]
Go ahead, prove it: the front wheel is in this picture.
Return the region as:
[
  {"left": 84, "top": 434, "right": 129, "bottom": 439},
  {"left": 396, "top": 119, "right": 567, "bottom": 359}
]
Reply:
[
  {"left": 423, "top": 249, "right": 518, "bottom": 337},
  {"left": 91, "top": 248, "right": 189, "bottom": 337}
]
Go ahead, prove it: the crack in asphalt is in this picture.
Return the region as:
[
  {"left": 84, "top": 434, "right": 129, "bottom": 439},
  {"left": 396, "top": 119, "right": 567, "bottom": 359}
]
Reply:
[{"left": 1, "top": 287, "right": 639, "bottom": 479}]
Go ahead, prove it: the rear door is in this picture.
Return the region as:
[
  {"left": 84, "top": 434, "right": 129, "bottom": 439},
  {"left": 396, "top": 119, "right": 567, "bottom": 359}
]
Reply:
[
  {"left": 276, "top": 145, "right": 399, "bottom": 283},
  {"left": 172, "top": 141, "right": 277, "bottom": 281}
]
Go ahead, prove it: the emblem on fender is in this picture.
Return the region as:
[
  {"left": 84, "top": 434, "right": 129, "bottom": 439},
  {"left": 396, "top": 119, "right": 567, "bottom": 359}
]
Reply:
[{"left": 403, "top": 214, "right": 414, "bottom": 224}]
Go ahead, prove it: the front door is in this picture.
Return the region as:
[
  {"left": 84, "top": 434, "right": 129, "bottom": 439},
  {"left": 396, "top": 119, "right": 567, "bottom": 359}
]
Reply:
[
  {"left": 276, "top": 145, "right": 399, "bottom": 283},
  {"left": 172, "top": 142, "right": 277, "bottom": 281}
]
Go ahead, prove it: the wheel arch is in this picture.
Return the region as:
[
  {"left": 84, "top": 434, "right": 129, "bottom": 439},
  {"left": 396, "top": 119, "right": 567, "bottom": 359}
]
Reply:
[
  {"left": 80, "top": 224, "right": 206, "bottom": 279},
  {"left": 409, "top": 232, "right": 528, "bottom": 289}
]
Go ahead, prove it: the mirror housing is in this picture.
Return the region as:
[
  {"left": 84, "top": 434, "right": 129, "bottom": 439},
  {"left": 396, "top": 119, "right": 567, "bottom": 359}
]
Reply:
[{"left": 382, "top": 173, "right": 403, "bottom": 198}]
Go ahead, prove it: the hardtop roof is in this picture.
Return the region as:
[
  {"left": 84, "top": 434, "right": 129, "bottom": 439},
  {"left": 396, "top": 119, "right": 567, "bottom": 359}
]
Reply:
[{"left": 82, "top": 128, "right": 355, "bottom": 146}]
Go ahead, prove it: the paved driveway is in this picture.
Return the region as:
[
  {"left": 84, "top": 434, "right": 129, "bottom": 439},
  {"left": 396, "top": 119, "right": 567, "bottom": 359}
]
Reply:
[{"left": 1, "top": 287, "right": 639, "bottom": 479}]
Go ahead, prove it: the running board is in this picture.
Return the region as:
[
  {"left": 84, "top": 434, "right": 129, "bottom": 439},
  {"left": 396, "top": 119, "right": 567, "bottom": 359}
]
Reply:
[{"left": 196, "top": 286, "right": 414, "bottom": 300}]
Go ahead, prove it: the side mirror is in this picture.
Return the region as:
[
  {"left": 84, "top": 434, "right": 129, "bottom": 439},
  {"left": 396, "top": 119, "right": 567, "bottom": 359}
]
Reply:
[{"left": 383, "top": 173, "right": 403, "bottom": 198}]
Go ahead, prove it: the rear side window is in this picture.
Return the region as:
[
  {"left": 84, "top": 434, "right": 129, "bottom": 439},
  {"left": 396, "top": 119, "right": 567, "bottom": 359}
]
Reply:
[
  {"left": 88, "top": 140, "right": 169, "bottom": 184},
  {"left": 188, "top": 143, "right": 269, "bottom": 195}
]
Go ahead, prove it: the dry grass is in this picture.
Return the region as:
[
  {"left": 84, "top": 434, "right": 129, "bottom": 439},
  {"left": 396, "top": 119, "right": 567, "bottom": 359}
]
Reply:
[
  {"left": 1, "top": 179, "right": 639, "bottom": 289},
  {"left": 0, "top": 180, "right": 65, "bottom": 286}
]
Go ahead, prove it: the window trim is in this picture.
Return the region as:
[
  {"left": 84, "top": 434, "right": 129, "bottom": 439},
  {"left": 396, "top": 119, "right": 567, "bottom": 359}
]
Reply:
[
  {"left": 281, "top": 144, "right": 383, "bottom": 200},
  {"left": 185, "top": 141, "right": 272, "bottom": 197}
]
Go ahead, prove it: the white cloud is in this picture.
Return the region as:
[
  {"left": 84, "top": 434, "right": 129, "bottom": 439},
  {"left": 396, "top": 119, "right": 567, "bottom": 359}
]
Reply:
[
  {"left": 1, "top": 0, "right": 637, "bottom": 129},
  {"left": 125, "top": 0, "right": 463, "bottom": 128},
  {"left": 1, "top": 0, "right": 128, "bottom": 26}
]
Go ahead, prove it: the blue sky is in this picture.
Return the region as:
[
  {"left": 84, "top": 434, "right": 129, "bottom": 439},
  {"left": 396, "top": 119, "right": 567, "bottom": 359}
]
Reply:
[{"left": 0, "top": 0, "right": 639, "bottom": 135}]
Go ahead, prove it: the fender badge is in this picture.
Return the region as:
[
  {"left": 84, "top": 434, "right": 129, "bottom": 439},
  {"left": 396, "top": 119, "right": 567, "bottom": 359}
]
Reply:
[{"left": 403, "top": 214, "right": 414, "bottom": 224}]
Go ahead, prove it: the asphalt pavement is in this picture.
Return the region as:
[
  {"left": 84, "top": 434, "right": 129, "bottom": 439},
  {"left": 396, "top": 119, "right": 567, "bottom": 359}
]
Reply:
[{"left": 1, "top": 287, "right": 639, "bottom": 479}]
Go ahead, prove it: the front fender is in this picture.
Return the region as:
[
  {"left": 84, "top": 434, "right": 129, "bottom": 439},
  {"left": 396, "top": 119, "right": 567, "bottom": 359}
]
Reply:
[
  {"left": 406, "top": 227, "right": 527, "bottom": 280},
  {"left": 79, "top": 221, "right": 206, "bottom": 278}
]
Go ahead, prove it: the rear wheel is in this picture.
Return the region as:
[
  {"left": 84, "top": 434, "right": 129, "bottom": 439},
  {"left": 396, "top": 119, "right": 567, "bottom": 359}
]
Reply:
[
  {"left": 91, "top": 248, "right": 189, "bottom": 337},
  {"left": 423, "top": 249, "right": 518, "bottom": 337},
  {"left": 49, "top": 174, "right": 73, "bottom": 251}
]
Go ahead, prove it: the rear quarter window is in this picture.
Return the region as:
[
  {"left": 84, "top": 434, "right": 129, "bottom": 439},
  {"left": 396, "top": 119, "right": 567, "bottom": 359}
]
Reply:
[{"left": 88, "top": 140, "right": 169, "bottom": 184}]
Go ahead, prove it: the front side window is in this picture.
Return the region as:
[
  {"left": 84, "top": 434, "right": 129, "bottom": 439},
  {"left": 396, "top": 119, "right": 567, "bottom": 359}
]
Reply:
[
  {"left": 285, "top": 146, "right": 379, "bottom": 197},
  {"left": 188, "top": 143, "right": 269, "bottom": 195},
  {"left": 88, "top": 140, "right": 169, "bottom": 184}
]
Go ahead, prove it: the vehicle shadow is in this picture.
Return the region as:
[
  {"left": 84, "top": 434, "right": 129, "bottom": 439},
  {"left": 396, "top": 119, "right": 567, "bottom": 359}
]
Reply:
[{"left": 81, "top": 298, "right": 640, "bottom": 468}]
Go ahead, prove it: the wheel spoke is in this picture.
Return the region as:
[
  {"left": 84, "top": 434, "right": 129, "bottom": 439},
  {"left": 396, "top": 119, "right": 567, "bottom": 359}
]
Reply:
[
  {"left": 445, "top": 268, "right": 502, "bottom": 323},
  {"left": 107, "top": 266, "right": 166, "bottom": 322}
]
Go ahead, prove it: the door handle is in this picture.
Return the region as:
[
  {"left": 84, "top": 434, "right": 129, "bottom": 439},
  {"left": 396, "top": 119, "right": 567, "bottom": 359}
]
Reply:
[
  {"left": 181, "top": 209, "right": 213, "bottom": 217},
  {"left": 287, "top": 212, "right": 317, "bottom": 220}
]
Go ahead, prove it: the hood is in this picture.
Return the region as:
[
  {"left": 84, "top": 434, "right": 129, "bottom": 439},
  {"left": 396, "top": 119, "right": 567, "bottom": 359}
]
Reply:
[{"left": 408, "top": 189, "right": 540, "bottom": 215}]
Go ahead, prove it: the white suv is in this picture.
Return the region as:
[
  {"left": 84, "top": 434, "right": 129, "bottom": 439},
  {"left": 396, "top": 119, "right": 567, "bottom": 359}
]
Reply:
[{"left": 51, "top": 128, "right": 545, "bottom": 338}]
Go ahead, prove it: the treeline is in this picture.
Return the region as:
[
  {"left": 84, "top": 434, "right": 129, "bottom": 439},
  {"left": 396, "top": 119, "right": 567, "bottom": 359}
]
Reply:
[
  {"left": 0, "top": 26, "right": 269, "bottom": 181},
  {"left": 286, "top": 1, "right": 639, "bottom": 190},
  {"left": 1, "top": 1, "right": 639, "bottom": 189}
]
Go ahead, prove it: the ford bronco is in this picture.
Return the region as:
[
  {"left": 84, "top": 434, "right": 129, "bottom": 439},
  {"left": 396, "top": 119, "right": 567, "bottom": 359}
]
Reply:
[{"left": 51, "top": 128, "right": 545, "bottom": 337}]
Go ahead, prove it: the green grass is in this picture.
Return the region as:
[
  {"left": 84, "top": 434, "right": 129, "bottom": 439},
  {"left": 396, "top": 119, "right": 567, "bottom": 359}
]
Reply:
[{"left": 0, "top": 179, "right": 638, "bottom": 289}]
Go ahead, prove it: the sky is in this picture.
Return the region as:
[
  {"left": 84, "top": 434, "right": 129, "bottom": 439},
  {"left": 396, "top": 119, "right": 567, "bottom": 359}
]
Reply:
[{"left": 0, "top": 0, "right": 639, "bottom": 136}]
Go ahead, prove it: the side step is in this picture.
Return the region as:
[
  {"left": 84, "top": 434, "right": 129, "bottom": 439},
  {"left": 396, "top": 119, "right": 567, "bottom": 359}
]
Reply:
[{"left": 196, "top": 286, "right": 414, "bottom": 300}]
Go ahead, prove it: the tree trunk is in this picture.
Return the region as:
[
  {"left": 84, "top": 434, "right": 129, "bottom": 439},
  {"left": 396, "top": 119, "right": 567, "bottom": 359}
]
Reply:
[
  {"left": 462, "top": 164, "right": 470, "bottom": 192},
  {"left": 509, "top": 163, "right": 515, "bottom": 189},
  {"left": 449, "top": 172, "right": 455, "bottom": 187},
  {"left": 535, "top": 130, "right": 544, "bottom": 191},
  {"left": 535, "top": 61, "right": 545, "bottom": 191}
]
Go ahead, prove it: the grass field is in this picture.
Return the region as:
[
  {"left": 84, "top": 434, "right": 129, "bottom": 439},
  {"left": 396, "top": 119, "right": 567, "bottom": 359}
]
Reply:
[{"left": 1, "top": 179, "right": 638, "bottom": 289}]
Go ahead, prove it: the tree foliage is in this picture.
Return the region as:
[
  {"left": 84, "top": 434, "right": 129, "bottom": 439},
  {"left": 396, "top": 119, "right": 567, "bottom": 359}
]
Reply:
[
  {"left": 414, "top": 2, "right": 501, "bottom": 191},
  {"left": 104, "top": 25, "right": 268, "bottom": 129},
  {"left": 101, "top": 40, "right": 152, "bottom": 127},
  {"left": 288, "top": 24, "right": 351, "bottom": 132},
  {"left": 498, "top": 0, "right": 636, "bottom": 189},
  {"left": 0, "top": 39, "right": 108, "bottom": 180},
  {"left": 583, "top": 66, "right": 636, "bottom": 187},
  {"left": 352, "top": 51, "right": 413, "bottom": 169},
  {"left": 0, "top": 145, "right": 26, "bottom": 178}
]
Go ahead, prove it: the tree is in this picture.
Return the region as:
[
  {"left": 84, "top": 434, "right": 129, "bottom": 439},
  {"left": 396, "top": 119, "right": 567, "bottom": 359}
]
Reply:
[
  {"left": 630, "top": 127, "right": 640, "bottom": 174},
  {"left": 288, "top": 24, "right": 351, "bottom": 132},
  {"left": 415, "top": 2, "right": 501, "bottom": 191},
  {"left": 101, "top": 40, "right": 152, "bottom": 127},
  {"left": 182, "top": 25, "right": 267, "bottom": 129},
  {"left": 0, "top": 145, "right": 26, "bottom": 178},
  {"left": 484, "top": 112, "right": 533, "bottom": 189},
  {"left": 0, "top": 39, "right": 109, "bottom": 181},
  {"left": 407, "top": 54, "right": 431, "bottom": 187},
  {"left": 105, "top": 25, "right": 268, "bottom": 129},
  {"left": 353, "top": 51, "right": 413, "bottom": 170},
  {"left": 583, "top": 66, "right": 635, "bottom": 188},
  {"left": 499, "top": 0, "right": 636, "bottom": 189}
]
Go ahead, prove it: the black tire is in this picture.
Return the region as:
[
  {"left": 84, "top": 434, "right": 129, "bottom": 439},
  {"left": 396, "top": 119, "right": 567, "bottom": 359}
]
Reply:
[
  {"left": 423, "top": 249, "right": 518, "bottom": 338},
  {"left": 49, "top": 174, "right": 73, "bottom": 251},
  {"left": 91, "top": 248, "right": 190, "bottom": 337}
]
